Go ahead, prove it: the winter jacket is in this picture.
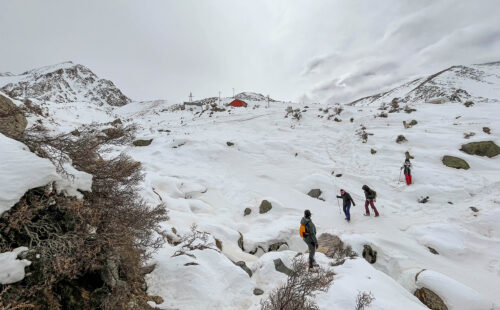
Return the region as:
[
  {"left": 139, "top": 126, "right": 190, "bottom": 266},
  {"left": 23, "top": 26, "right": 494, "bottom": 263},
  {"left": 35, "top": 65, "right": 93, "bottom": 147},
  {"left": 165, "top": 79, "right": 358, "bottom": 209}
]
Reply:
[
  {"left": 300, "top": 217, "right": 317, "bottom": 245},
  {"left": 402, "top": 162, "right": 412, "bottom": 175},
  {"left": 337, "top": 192, "right": 355, "bottom": 207},
  {"left": 362, "top": 186, "right": 376, "bottom": 200}
]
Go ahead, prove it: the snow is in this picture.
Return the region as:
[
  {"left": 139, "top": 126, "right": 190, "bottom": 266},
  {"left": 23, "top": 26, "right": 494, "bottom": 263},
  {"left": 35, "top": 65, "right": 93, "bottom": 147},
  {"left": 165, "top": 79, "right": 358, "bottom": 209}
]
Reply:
[
  {"left": 3, "top": 61, "right": 500, "bottom": 308},
  {"left": 0, "top": 133, "right": 59, "bottom": 215},
  {"left": 0, "top": 247, "right": 31, "bottom": 284}
]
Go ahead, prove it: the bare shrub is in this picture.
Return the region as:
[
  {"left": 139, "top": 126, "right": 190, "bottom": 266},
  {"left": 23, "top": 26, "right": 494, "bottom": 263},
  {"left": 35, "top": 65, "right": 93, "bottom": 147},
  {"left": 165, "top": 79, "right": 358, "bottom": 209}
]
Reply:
[
  {"left": 355, "top": 291, "right": 375, "bottom": 310},
  {"left": 2, "top": 124, "right": 168, "bottom": 309},
  {"left": 260, "top": 257, "right": 334, "bottom": 310},
  {"left": 172, "top": 224, "right": 219, "bottom": 258}
]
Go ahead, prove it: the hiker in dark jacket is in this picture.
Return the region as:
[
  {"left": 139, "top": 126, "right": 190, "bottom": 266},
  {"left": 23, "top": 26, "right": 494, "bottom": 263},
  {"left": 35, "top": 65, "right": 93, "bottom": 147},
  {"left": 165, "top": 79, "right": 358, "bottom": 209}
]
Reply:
[
  {"left": 362, "top": 185, "right": 379, "bottom": 216},
  {"left": 301, "top": 209, "right": 318, "bottom": 269},
  {"left": 336, "top": 189, "right": 355, "bottom": 222},
  {"left": 401, "top": 158, "right": 412, "bottom": 185}
]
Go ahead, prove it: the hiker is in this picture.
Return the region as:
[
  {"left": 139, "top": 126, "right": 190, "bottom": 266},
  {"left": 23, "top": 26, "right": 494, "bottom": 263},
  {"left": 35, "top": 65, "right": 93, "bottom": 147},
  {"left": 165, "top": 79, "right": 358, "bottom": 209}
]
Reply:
[
  {"left": 362, "top": 185, "right": 379, "bottom": 217},
  {"left": 300, "top": 210, "right": 318, "bottom": 269},
  {"left": 336, "top": 189, "right": 355, "bottom": 222},
  {"left": 401, "top": 158, "right": 412, "bottom": 185}
]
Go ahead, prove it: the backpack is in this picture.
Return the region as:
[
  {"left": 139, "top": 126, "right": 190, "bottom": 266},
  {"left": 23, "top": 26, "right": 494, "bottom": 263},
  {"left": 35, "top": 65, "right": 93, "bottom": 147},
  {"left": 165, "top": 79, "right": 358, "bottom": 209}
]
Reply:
[
  {"left": 373, "top": 190, "right": 377, "bottom": 199},
  {"left": 299, "top": 224, "right": 306, "bottom": 238}
]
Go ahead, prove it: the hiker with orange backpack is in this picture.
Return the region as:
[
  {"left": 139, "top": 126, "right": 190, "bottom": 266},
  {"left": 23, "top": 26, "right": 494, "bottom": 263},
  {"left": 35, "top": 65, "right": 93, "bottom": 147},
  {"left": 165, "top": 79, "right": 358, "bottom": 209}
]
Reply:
[{"left": 300, "top": 210, "right": 318, "bottom": 269}]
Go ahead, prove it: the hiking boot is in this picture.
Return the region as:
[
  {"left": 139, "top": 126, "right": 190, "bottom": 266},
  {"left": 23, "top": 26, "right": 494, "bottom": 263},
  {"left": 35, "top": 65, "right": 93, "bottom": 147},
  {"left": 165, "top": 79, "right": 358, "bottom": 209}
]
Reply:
[
  {"left": 364, "top": 213, "right": 370, "bottom": 216},
  {"left": 375, "top": 214, "right": 380, "bottom": 217}
]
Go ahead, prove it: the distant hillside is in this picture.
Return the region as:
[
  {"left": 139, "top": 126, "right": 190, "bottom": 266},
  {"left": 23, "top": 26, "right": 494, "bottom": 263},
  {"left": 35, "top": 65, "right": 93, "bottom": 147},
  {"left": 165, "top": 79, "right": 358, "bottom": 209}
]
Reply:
[{"left": 0, "top": 61, "right": 130, "bottom": 106}]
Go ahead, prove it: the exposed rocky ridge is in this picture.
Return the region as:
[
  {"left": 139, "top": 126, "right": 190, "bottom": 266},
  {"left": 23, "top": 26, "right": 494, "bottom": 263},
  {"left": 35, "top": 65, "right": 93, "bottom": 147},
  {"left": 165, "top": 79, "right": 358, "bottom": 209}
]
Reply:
[
  {"left": 235, "top": 92, "right": 276, "bottom": 102},
  {"left": 0, "top": 61, "right": 130, "bottom": 106},
  {"left": 349, "top": 61, "right": 500, "bottom": 106}
]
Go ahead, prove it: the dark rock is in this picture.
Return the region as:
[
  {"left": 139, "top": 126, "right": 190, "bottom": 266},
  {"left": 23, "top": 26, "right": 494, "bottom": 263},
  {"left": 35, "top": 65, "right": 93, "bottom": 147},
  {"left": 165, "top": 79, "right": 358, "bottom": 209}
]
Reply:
[
  {"left": 184, "top": 262, "right": 199, "bottom": 266},
  {"left": 409, "top": 120, "right": 418, "bottom": 126},
  {"left": 171, "top": 227, "right": 177, "bottom": 234},
  {"left": 133, "top": 139, "right": 153, "bottom": 146},
  {"left": 418, "top": 196, "right": 430, "bottom": 203},
  {"left": 0, "top": 94, "right": 27, "bottom": 140},
  {"left": 442, "top": 156, "right": 470, "bottom": 169},
  {"left": 238, "top": 232, "right": 244, "bottom": 251},
  {"left": 273, "top": 258, "right": 294, "bottom": 277},
  {"left": 149, "top": 295, "right": 164, "bottom": 305},
  {"left": 371, "top": 148, "right": 377, "bottom": 154},
  {"left": 71, "top": 129, "right": 81, "bottom": 136},
  {"left": 463, "top": 132, "right": 475, "bottom": 139},
  {"left": 234, "top": 261, "right": 252, "bottom": 277},
  {"left": 470, "top": 206, "right": 479, "bottom": 212},
  {"left": 140, "top": 264, "right": 156, "bottom": 275},
  {"left": 396, "top": 135, "right": 407, "bottom": 143},
  {"left": 307, "top": 189, "right": 322, "bottom": 199},
  {"left": 460, "top": 141, "right": 500, "bottom": 158},
  {"left": 253, "top": 288, "right": 264, "bottom": 295},
  {"left": 268, "top": 241, "right": 288, "bottom": 252},
  {"left": 215, "top": 238, "right": 223, "bottom": 251},
  {"left": 244, "top": 207, "right": 252, "bottom": 216},
  {"left": 226, "top": 141, "right": 234, "bottom": 146},
  {"left": 335, "top": 174, "right": 342, "bottom": 177},
  {"left": 414, "top": 287, "right": 448, "bottom": 310},
  {"left": 259, "top": 200, "right": 272, "bottom": 214},
  {"left": 483, "top": 127, "right": 491, "bottom": 134},
  {"left": 427, "top": 247, "right": 439, "bottom": 255},
  {"left": 362, "top": 245, "right": 377, "bottom": 264},
  {"left": 350, "top": 117, "right": 354, "bottom": 122},
  {"left": 464, "top": 101, "right": 474, "bottom": 107}
]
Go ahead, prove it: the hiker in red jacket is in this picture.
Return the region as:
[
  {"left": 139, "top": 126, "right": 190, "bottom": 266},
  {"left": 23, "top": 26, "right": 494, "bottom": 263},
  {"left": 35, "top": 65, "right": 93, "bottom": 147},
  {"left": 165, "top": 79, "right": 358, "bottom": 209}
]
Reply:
[
  {"left": 362, "top": 185, "right": 379, "bottom": 217},
  {"left": 401, "top": 158, "right": 412, "bottom": 185}
]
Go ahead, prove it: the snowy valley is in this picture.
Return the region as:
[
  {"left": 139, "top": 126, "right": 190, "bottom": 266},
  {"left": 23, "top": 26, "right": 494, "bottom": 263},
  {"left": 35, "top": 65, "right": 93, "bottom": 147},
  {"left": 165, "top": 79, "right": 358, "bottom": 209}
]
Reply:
[{"left": 1, "top": 61, "right": 500, "bottom": 310}]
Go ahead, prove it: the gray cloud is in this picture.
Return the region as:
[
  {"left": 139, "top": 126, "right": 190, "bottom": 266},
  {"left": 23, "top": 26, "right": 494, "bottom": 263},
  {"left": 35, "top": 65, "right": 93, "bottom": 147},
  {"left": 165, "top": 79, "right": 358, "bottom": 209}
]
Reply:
[{"left": 0, "top": 0, "right": 499, "bottom": 104}]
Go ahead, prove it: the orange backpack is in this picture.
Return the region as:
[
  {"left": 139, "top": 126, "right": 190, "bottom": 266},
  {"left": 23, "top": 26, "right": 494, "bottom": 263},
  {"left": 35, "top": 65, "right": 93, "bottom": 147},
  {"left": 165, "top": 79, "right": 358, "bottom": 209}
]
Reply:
[{"left": 299, "top": 224, "right": 306, "bottom": 238}]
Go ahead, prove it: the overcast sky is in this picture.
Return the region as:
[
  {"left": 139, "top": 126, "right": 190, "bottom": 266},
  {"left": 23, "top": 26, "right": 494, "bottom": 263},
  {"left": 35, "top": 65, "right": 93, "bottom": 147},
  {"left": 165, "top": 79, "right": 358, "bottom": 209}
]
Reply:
[{"left": 1, "top": 0, "right": 500, "bottom": 104}]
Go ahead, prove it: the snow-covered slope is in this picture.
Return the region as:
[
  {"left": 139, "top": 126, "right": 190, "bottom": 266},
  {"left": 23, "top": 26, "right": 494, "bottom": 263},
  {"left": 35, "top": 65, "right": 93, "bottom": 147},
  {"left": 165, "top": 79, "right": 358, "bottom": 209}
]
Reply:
[
  {"left": 3, "top": 61, "right": 500, "bottom": 309},
  {"left": 0, "top": 61, "right": 130, "bottom": 106},
  {"left": 350, "top": 62, "right": 500, "bottom": 106}
]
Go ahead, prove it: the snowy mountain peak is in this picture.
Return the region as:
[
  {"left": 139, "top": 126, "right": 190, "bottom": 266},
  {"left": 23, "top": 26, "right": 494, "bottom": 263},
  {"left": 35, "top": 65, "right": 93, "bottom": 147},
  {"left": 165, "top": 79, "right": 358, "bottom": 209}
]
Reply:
[
  {"left": 235, "top": 92, "right": 276, "bottom": 102},
  {"left": 349, "top": 61, "right": 500, "bottom": 106},
  {"left": 0, "top": 62, "right": 131, "bottom": 106}
]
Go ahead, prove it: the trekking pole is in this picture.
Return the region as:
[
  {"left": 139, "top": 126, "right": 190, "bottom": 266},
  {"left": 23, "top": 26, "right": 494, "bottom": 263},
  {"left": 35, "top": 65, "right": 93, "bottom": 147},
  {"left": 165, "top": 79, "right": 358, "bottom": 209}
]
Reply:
[
  {"left": 336, "top": 198, "right": 341, "bottom": 214},
  {"left": 398, "top": 169, "right": 402, "bottom": 183}
]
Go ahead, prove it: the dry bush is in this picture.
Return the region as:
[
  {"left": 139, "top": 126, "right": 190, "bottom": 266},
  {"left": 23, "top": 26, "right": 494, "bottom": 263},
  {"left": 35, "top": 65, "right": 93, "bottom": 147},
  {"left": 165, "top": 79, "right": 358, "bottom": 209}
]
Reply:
[
  {"left": 172, "top": 224, "right": 219, "bottom": 258},
  {"left": 1, "top": 124, "right": 167, "bottom": 310},
  {"left": 260, "top": 257, "right": 334, "bottom": 310},
  {"left": 355, "top": 291, "right": 375, "bottom": 310}
]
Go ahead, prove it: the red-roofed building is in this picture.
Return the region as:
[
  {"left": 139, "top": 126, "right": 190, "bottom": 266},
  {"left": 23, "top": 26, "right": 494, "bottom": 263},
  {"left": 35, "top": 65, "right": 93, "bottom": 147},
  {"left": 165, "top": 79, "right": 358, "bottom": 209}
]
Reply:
[{"left": 229, "top": 99, "right": 248, "bottom": 107}]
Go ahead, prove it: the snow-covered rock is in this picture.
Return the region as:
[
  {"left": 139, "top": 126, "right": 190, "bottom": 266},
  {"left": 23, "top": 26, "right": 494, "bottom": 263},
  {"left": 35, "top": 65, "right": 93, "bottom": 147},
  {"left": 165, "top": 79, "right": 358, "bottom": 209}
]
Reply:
[{"left": 0, "top": 247, "right": 31, "bottom": 284}]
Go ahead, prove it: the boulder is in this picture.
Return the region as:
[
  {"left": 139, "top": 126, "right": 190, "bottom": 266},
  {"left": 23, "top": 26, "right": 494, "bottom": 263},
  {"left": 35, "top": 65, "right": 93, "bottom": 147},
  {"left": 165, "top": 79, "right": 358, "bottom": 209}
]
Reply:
[
  {"left": 0, "top": 94, "right": 27, "bottom": 140},
  {"left": 362, "top": 245, "right": 377, "bottom": 264},
  {"left": 396, "top": 135, "right": 407, "bottom": 143},
  {"left": 238, "top": 232, "right": 244, "bottom": 251},
  {"left": 273, "top": 258, "right": 294, "bottom": 277},
  {"left": 483, "top": 127, "right": 491, "bottom": 134},
  {"left": 371, "top": 148, "right": 377, "bottom": 154},
  {"left": 414, "top": 287, "right": 448, "bottom": 310},
  {"left": 307, "top": 189, "right": 322, "bottom": 199},
  {"left": 133, "top": 139, "right": 153, "bottom": 146},
  {"left": 268, "top": 241, "right": 288, "bottom": 252},
  {"left": 253, "top": 288, "right": 264, "bottom": 295},
  {"left": 317, "top": 233, "right": 343, "bottom": 258},
  {"left": 442, "top": 156, "right": 470, "bottom": 169},
  {"left": 460, "top": 141, "right": 500, "bottom": 158},
  {"left": 427, "top": 247, "right": 439, "bottom": 255},
  {"left": 470, "top": 207, "right": 479, "bottom": 212},
  {"left": 244, "top": 207, "right": 251, "bottom": 216},
  {"left": 259, "top": 200, "right": 272, "bottom": 214},
  {"left": 234, "top": 261, "right": 252, "bottom": 277},
  {"left": 226, "top": 141, "right": 234, "bottom": 146}
]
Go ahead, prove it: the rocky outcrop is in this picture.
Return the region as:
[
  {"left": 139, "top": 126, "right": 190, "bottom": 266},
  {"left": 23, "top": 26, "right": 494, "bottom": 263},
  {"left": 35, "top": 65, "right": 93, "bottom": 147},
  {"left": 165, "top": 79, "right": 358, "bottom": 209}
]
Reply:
[
  {"left": 234, "top": 261, "right": 252, "bottom": 277},
  {"left": 273, "top": 258, "right": 294, "bottom": 277},
  {"left": 133, "top": 139, "right": 153, "bottom": 146},
  {"left": 442, "top": 155, "right": 470, "bottom": 169},
  {"left": 0, "top": 94, "right": 27, "bottom": 140},
  {"left": 259, "top": 200, "right": 272, "bottom": 214},
  {"left": 460, "top": 141, "right": 500, "bottom": 158},
  {"left": 414, "top": 287, "right": 448, "bottom": 310},
  {"left": 362, "top": 245, "right": 377, "bottom": 264},
  {"left": 307, "top": 189, "right": 322, "bottom": 199},
  {"left": 244, "top": 208, "right": 251, "bottom": 216},
  {"left": 1, "top": 62, "right": 130, "bottom": 106}
]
